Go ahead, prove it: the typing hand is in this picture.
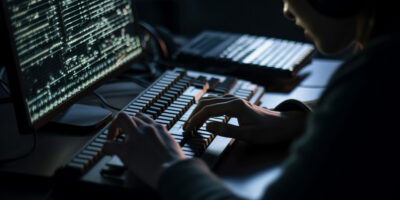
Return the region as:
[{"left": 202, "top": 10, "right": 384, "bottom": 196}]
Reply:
[
  {"left": 103, "top": 112, "right": 185, "bottom": 188},
  {"left": 183, "top": 95, "right": 305, "bottom": 144}
]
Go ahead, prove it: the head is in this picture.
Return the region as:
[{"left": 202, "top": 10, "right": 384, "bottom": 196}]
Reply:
[{"left": 282, "top": 0, "right": 395, "bottom": 55}]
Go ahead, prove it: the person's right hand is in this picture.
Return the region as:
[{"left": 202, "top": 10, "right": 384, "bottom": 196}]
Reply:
[{"left": 183, "top": 95, "right": 306, "bottom": 144}]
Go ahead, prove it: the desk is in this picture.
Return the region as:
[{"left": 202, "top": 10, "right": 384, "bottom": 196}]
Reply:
[{"left": 0, "top": 59, "right": 342, "bottom": 200}]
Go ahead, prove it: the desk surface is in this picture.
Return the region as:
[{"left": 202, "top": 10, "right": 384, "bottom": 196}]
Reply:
[{"left": 0, "top": 58, "right": 342, "bottom": 200}]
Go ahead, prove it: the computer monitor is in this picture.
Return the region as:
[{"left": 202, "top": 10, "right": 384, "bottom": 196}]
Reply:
[{"left": 0, "top": 0, "right": 143, "bottom": 133}]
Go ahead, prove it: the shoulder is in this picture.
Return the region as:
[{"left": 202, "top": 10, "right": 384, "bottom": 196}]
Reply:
[
  {"left": 319, "top": 32, "right": 400, "bottom": 107},
  {"left": 269, "top": 31, "right": 400, "bottom": 199}
]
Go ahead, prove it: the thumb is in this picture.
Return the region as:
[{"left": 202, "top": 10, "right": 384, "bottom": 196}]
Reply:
[
  {"left": 103, "top": 141, "right": 128, "bottom": 163},
  {"left": 206, "top": 121, "right": 245, "bottom": 139}
]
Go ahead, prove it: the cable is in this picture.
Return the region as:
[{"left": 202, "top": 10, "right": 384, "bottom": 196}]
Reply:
[
  {"left": 0, "top": 77, "right": 11, "bottom": 104},
  {"left": 92, "top": 91, "right": 123, "bottom": 111},
  {"left": 0, "top": 66, "right": 5, "bottom": 78},
  {"left": 138, "top": 21, "right": 170, "bottom": 59},
  {"left": 0, "top": 79, "right": 10, "bottom": 95},
  {"left": 0, "top": 66, "right": 10, "bottom": 96},
  {"left": 0, "top": 132, "right": 37, "bottom": 165},
  {"left": 114, "top": 74, "right": 152, "bottom": 88},
  {"left": 155, "top": 59, "right": 181, "bottom": 68}
]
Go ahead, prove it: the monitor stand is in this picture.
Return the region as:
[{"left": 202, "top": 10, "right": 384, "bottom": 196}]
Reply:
[{"left": 48, "top": 104, "right": 113, "bottom": 133}]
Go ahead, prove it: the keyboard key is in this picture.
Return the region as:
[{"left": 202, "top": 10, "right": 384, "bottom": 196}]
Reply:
[
  {"left": 155, "top": 119, "right": 170, "bottom": 127},
  {"left": 158, "top": 80, "right": 173, "bottom": 86},
  {"left": 128, "top": 105, "right": 143, "bottom": 110},
  {"left": 125, "top": 108, "right": 140, "bottom": 114},
  {"left": 157, "top": 116, "right": 174, "bottom": 122},
  {"left": 145, "top": 91, "right": 160, "bottom": 98},
  {"left": 95, "top": 138, "right": 107, "bottom": 143},
  {"left": 132, "top": 102, "right": 147, "bottom": 108},
  {"left": 183, "top": 150, "right": 196, "bottom": 157},
  {"left": 153, "top": 102, "right": 166, "bottom": 109},
  {"left": 160, "top": 96, "right": 173, "bottom": 103},
  {"left": 77, "top": 154, "right": 94, "bottom": 162},
  {"left": 160, "top": 112, "right": 178, "bottom": 120},
  {"left": 72, "top": 158, "right": 89, "bottom": 165},
  {"left": 89, "top": 142, "right": 104, "bottom": 148},
  {"left": 142, "top": 93, "right": 157, "bottom": 100},
  {"left": 145, "top": 109, "right": 158, "bottom": 118},
  {"left": 164, "top": 109, "right": 181, "bottom": 116},
  {"left": 163, "top": 93, "right": 176, "bottom": 99},
  {"left": 170, "top": 103, "right": 186, "bottom": 110},
  {"left": 67, "top": 163, "right": 86, "bottom": 172},
  {"left": 81, "top": 150, "right": 100, "bottom": 157},
  {"left": 155, "top": 99, "right": 169, "bottom": 106}
]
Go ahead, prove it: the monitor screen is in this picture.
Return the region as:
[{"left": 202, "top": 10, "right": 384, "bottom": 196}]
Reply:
[{"left": 1, "top": 0, "right": 143, "bottom": 132}]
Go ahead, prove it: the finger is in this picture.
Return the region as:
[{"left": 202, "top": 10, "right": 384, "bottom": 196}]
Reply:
[
  {"left": 135, "top": 112, "right": 154, "bottom": 124},
  {"left": 151, "top": 123, "right": 176, "bottom": 146},
  {"left": 131, "top": 115, "right": 149, "bottom": 126},
  {"left": 207, "top": 122, "right": 282, "bottom": 144},
  {"left": 130, "top": 115, "right": 167, "bottom": 144},
  {"left": 195, "top": 96, "right": 237, "bottom": 112},
  {"left": 184, "top": 96, "right": 238, "bottom": 130},
  {"left": 140, "top": 125, "right": 168, "bottom": 147},
  {"left": 201, "top": 94, "right": 233, "bottom": 100},
  {"left": 190, "top": 96, "right": 220, "bottom": 116},
  {"left": 206, "top": 121, "right": 252, "bottom": 141},
  {"left": 184, "top": 98, "right": 244, "bottom": 131},
  {"left": 103, "top": 141, "right": 128, "bottom": 163},
  {"left": 108, "top": 112, "right": 138, "bottom": 140},
  {"left": 224, "top": 94, "right": 235, "bottom": 98},
  {"left": 198, "top": 94, "right": 219, "bottom": 100},
  {"left": 108, "top": 114, "right": 120, "bottom": 140},
  {"left": 130, "top": 117, "right": 155, "bottom": 138}
]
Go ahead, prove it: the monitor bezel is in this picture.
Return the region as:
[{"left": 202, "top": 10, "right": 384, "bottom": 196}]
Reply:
[{"left": 1, "top": 0, "right": 144, "bottom": 134}]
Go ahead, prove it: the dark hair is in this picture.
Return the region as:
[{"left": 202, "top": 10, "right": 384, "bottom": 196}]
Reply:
[{"left": 308, "top": 0, "right": 363, "bottom": 18}]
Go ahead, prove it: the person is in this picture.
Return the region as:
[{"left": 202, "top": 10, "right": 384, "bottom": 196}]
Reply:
[{"left": 103, "top": 0, "right": 400, "bottom": 199}]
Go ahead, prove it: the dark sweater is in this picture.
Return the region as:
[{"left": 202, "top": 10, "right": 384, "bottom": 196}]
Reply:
[{"left": 157, "top": 26, "right": 400, "bottom": 200}]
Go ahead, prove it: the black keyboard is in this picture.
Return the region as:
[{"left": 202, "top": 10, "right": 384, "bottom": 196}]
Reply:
[
  {"left": 55, "top": 68, "right": 264, "bottom": 196},
  {"left": 174, "top": 31, "right": 316, "bottom": 84}
]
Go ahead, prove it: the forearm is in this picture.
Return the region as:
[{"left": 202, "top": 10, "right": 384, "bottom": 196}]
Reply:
[{"left": 157, "top": 158, "right": 244, "bottom": 200}]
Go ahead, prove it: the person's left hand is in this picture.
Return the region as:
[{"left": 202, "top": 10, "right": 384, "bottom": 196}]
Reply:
[{"left": 103, "top": 112, "right": 186, "bottom": 188}]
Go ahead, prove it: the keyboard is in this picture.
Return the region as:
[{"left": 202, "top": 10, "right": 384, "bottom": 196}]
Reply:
[
  {"left": 55, "top": 68, "right": 264, "bottom": 197},
  {"left": 174, "top": 31, "right": 316, "bottom": 84}
]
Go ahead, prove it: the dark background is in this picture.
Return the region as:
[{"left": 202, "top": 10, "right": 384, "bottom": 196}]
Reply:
[{"left": 134, "top": 0, "right": 307, "bottom": 42}]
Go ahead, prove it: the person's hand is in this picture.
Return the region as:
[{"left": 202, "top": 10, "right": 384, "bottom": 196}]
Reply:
[
  {"left": 103, "top": 112, "right": 186, "bottom": 188},
  {"left": 183, "top": 95, "right": 306, "bottom": 144}
]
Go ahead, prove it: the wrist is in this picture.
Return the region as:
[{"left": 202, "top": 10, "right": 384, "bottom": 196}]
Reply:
[
  {"left": 281, "top": 110, "right": 308, "bottom": 137},
  {"left": 161, "top": 158, "right": 187, "bottom": 171},
  {"left": 154, "top": 158, "right": 187, "bottom": 188}
]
